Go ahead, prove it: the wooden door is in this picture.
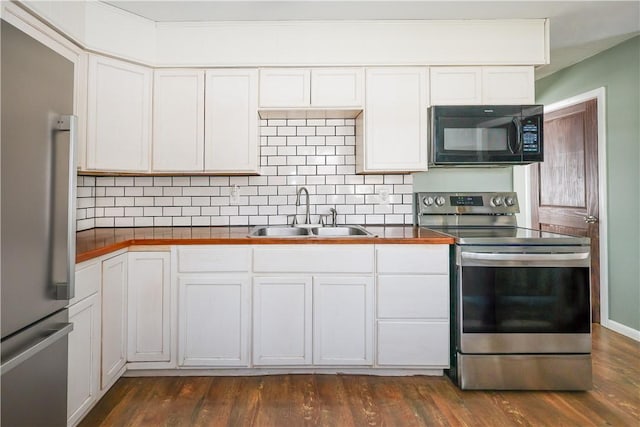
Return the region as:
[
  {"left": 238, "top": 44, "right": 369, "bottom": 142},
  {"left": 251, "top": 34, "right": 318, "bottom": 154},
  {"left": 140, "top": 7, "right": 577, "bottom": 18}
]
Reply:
[{"left": 531, "top": 99, "right": 600, "bottom": 322}]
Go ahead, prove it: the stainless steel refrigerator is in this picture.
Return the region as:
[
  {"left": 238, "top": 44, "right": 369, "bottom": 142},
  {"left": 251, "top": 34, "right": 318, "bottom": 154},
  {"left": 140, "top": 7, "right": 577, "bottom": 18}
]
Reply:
[{"left": 1, "top": 20, "right": 77, "bottom": 426}]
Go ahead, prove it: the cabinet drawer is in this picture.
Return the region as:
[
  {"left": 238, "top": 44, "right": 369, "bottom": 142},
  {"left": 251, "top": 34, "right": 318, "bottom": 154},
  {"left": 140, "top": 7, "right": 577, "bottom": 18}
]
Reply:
[
  {"left": 177, "top": 246, "right": 251, "bottom": 273},
  {"left": 377, "top": 275, "right": 449, "bottom": 319},
  {"left": 377, "top": 321, "right": 449, "bottom": 367},
  {"left": 376, "top": 245, "right": 448, "bottom": 274},
  {"left": 72, "top": 260, "right": 101, "bottom": 305},
  {"left": 253, "top": 245, "right": 374, "bottom": 273}
]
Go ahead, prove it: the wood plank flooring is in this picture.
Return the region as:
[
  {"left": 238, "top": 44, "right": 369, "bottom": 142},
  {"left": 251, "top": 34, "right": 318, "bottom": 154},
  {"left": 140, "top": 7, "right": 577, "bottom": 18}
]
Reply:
[{"left": 80, "top": 325, "right": 639, "bottom": 426}]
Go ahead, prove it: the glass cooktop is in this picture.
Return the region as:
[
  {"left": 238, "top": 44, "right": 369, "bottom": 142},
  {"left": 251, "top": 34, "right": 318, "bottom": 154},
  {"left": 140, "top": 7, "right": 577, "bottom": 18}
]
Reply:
[{"left": 429, "top": 227, "right": 590, "bottom": 245}]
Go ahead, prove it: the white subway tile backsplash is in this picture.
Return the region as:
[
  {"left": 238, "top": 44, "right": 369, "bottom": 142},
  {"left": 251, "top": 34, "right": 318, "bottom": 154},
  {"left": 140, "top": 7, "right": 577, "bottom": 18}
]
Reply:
[{"left": 76, "top": 119, "right": 414, "bottom": 230}]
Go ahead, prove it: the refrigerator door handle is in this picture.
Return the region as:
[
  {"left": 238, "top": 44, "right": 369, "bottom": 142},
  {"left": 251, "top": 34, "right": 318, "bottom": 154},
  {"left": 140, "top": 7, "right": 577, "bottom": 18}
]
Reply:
[
  {"left": 53, "top": 115, "right": 77, "bottom": 300},
  {"left": 0, "top": 323, "right": 73, "bottom": 376}
]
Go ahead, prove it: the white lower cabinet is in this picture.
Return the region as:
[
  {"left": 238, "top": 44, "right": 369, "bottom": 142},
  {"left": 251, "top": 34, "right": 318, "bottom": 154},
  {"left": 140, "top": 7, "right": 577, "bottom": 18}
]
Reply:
[
  {"left": 313, "top": 276, "right": 374, "bottom": 365},
  {"left": 178, "top": 275, "right": 250, "bottom": 367},
  {"left": 100, "top": 253, "right": 127, "bottom": 390},
  {"left": 127, "top": 252, "right": 171, "bottom": 363},
  {"left": 253, "top": 277, "right": 313, "bottom": 365},
  {"left": 375, "top": 245, "right": 450, "bottom": 367},
  {"left": 67, "top": 293, "right": 100, "bottom": 427}
]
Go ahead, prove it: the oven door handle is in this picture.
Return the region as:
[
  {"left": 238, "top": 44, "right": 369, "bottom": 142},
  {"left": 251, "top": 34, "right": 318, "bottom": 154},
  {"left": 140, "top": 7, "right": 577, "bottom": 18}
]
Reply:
[{"left": 460, "top": 251, "right": 590, "bottom": 267}]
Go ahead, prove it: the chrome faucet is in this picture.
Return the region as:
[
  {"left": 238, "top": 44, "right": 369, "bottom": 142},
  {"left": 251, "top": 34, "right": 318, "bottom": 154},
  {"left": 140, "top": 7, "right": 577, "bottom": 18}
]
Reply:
[
  {"left": 295, "top": 186, "right": 311, "bottom": 225},
  {"left": 329, "top": 207, "right": 337, "bottom": 226}
]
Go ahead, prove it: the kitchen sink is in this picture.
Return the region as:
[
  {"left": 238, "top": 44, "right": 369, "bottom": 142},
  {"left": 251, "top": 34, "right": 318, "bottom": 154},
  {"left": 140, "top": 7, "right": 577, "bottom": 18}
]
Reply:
[
  {"left": 248, "top": 225, "right": 376, "bottom": 238},
  {"left": 249, "top": 226, "right": 311, "bottom": 237},
  {"left": 310, "top": 225, "right": 375, "bottom": 237}
]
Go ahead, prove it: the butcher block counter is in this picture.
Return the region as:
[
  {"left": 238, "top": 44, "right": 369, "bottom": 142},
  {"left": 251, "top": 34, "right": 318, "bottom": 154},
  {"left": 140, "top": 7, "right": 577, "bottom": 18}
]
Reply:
[{"left": 76, "top": 226, "right": 453, "bottom": 263}]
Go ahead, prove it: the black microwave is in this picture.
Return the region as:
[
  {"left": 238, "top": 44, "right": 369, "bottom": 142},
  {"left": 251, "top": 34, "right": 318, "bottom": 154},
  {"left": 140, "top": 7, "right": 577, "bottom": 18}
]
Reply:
[{"left": 430, "top": 105, "right": 543, "bottom": 166}]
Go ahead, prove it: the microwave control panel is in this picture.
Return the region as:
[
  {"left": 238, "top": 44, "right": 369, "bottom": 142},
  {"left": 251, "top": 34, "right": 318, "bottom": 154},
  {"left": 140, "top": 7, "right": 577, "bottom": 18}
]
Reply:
[{"left": 522, "top": 118, "right": 541, "bottom": 153}]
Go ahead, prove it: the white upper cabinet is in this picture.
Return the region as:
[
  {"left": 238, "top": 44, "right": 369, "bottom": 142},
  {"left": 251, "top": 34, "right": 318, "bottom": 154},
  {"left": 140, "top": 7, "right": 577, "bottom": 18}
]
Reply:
[
  {"left": 259, "top": 67, "right": 363, "bottom": 109},
  {"left": 430, "top": 67, "right": 482, "bottom": 105},
  {"left": 259, "top": 68, "right": 311, "bottom": 108},
  {"left": 481, "top": 66, "right": 535, "bottom": 104},
  {"left": 358, "top": 67, "right": 428, "bottom": 173},
  {"left": 86, "top": 55, "right": 152, "bottom": 172},
  {"left": 205, "top": 69, "right": 259, "bottom": 174},
  {"left": 310, "top": 68, "right": 363, "bottom": 108},
  {"left": 152, "top": 69, "right": 205, "bottom": 172},
  {"left": 430, "top": 66, "right": 535, "bottom": 105}
]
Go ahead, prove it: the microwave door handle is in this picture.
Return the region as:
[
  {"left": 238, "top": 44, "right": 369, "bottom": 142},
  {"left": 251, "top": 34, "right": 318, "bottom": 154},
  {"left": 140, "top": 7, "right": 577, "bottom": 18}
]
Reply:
[{"left": 510, "top": 117, "right": 522, "bottom": 154}]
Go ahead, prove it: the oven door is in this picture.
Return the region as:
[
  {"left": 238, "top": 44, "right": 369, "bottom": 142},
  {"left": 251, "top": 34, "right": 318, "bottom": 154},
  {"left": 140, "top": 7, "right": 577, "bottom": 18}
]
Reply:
[{"left": 456, "top": 245, "right": 591, "bottom": 354}]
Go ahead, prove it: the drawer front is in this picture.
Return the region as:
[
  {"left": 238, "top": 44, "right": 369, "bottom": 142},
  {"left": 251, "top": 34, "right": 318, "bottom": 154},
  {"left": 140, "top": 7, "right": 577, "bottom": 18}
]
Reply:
[
  {"left": 377, "top": 321, "right": 449, "bottom": 367},
  {"left": 377, "top": 275, "right": 449, "bottom": 319},
  {"left": 377, "top": 245, "right": 449, "bottom": 274},
  {"left": 72, "top": 260, "right": 101, "bottom": 305},
  {"left": 177, "top": 246, "right": 251, "bottom": 273},
  {"left": 253, "top": 245, "right": 374, "bottom": 274}
]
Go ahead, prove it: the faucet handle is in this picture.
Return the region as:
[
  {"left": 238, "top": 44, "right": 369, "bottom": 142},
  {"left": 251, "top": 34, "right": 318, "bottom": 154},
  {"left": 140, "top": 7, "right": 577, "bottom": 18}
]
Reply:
[
  {"left": 287, "top": 214, "right": 298, "bottom": 226},
  {"left": 318, "top": 213, "right": 331, "bottom": 227}
]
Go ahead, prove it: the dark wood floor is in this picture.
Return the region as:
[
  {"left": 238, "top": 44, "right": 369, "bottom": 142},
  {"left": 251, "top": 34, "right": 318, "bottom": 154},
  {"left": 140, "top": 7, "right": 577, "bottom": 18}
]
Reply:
[{"left": 80, "top": 325, "right": 639, "bottom": 427}]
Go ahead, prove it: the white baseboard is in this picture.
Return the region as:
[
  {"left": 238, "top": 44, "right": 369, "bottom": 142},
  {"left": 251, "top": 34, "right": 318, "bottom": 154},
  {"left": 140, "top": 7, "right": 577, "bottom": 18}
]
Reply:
[{"left": 602, "top": 319, "right": 640, "bottom": 341}]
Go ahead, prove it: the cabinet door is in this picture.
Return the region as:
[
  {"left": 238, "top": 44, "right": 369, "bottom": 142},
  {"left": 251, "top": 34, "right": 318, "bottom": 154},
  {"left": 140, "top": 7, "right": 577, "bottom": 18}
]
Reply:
[
  {"left": 430, "top": 66, "right": 482, "bottom": 105},
  {"left": 178, "top": 276, "right": 250, "bottom": 367},
  {"left": 361, "top": 67, "right": 428, "bottom": 172},
  {"left": 101, "top": 253, "right": 127, "bottom": 390},
  {"left": 259, "top": 68, "right": 310, "bottom": 107},
  {"left": 313, "top": 276, "right": 374, "bottom": 365},
  {"left": 377, "top": 321, "right": 449, "bottom": 367},
  {"left": 311, "top": 68, "right": 363, "bottom": 108},
  {"left": 152, "top": 69, "right": 205, "bottom": 172},
  {"left": 253, "top": 277, "right": 312, "bottom": 366},
  {"left": 67, "top": 294, "right": 100, "bottom": 427},
  {"left": 482, "top": 66, "right": 535, "bottom": 105},
  {"left": 204, "top": 69, "right": 259, "bottom": 173},
  {"left": 127, "top": 252, "right": 171, "bottom": 362},
  {"left": 86, "top": 55, "right": 151, "bottom": 172}
]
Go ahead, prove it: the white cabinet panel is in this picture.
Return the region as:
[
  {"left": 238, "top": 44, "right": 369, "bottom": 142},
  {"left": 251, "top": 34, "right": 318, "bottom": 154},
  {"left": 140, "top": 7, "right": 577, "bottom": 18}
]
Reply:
[
  {"left": 72, "top": 259, "right": 100, "bottom": 306},
  {"left": 429, "top": 66, "right": 482, "bottom": 105},
  {"left": 86, "top": 55, "right": 151, "bottom": 172},
  {"left": 127, "top": 252, "right": 171, "bottom": 362},
  {"left": 253, "top": 277, "right": 312, "bottom": 365},
  {"left": 376, "top": 245, "right": 449, "bottom": 274},
  {"left": 311, "top": 68, "right": 363, "bottom": 107},
  {"left": 205, "top": 69, "right": 259, "bottom": 173},
  {"left": 430, "top": 66, "right": 535, "bottom": 105},
  {"left": 259, "top": 68, "right": 310, "bottom": 107},
  {"left": 253, "top": 245, "right": 374, "bottom": 274},
  {"left": 313, "top": 276, "right": 374, "bottom": 365},
  {"left": 377, "top": 321, "right": 449, "bottom": 366},
  {"left": 178, "top": 276, "right": 250, "bottom": 367},
  {"left": 482, "top": 66, "right": 535, "bottom": 104},
  {"left": 177, "top": 246, "right": 251, "bottom": 273},
  {"left": 152, "top": 69, "right": 205, "bottom": 172},
  {"left": 360, "top": 67, "right": 428, "bottom": 173},
  {"left": 67, "top": 293, "right": 100, "bottom": 427},
  {"left": 101, "top": 253, "right": 127, "bottom": 390},
  {"left": 377, "top": 275, "right": 449, "bottom": 319}
]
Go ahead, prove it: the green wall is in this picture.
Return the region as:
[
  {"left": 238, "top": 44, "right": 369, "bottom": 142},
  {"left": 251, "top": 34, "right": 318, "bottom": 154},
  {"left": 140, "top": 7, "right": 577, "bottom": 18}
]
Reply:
[{"left": 536, "top": 36, "right": 640, "bottom": 331}]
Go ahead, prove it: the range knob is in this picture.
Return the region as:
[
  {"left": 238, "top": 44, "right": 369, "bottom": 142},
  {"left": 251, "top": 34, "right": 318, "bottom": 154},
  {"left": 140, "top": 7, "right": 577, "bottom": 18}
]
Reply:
[
  {"left": 505, "top": 196, "right": 516, "bottom": 207},
  {"left": 491, "top": 196, "right": 504, "bottom": 207},
  {"left": 435, "top": 196, "right": 446, "bottom": 207},
  {"left": 422, "top": 196, "right": 434, "bottom": 207}
]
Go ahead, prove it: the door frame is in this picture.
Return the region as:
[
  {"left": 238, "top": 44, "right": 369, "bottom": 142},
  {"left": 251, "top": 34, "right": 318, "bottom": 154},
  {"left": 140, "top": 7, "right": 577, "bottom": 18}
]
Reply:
[{"left": 527, "top": 87, "right": 609, "bottom": 327}]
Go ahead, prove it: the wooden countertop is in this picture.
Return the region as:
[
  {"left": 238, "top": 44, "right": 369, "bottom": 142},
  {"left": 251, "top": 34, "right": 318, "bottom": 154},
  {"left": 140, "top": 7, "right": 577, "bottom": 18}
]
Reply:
[{"left": 76, "top": 226, "right": 454, "bottom": 263}]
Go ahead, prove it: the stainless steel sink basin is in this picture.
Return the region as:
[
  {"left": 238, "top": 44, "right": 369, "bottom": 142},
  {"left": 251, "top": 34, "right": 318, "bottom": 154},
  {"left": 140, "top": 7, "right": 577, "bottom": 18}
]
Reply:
[
  {"left": 310, "top": 225, "right": 375, "bottom": 237},
  {"left": 248, "top": 225, "right": 376, "bottom": 238},
  {"left": 249, "top": 226, "right": 311, "bottom": 237}
]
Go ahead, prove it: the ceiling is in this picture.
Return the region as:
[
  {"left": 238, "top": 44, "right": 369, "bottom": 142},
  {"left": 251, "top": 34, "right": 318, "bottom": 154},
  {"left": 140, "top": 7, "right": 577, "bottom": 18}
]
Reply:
[{"left": 102, "top": 1, "right": 640, "bottom": 79}]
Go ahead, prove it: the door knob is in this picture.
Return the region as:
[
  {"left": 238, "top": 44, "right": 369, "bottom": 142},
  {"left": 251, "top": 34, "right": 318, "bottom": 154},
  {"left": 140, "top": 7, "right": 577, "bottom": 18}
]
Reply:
[{"left": 584, "top": 215, "right": 598, "bottom": 224}]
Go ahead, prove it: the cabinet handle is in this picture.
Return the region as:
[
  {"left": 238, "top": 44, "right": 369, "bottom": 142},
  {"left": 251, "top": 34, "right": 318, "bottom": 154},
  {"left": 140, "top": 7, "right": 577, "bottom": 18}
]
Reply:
[{"left": 584, "top": 215, "right": 598, "bottom": 224}]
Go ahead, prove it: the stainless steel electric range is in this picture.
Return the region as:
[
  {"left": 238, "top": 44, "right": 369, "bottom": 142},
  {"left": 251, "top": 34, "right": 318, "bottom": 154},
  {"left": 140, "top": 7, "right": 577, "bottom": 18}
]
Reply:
[{"left": 414, "top": 192, "right": 592, "bottom": 390}]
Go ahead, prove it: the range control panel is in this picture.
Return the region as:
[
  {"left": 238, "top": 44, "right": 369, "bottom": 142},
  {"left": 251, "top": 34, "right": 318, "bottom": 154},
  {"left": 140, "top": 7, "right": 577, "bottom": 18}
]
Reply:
[{"left": 414, "top": 192, "right": 520, "bottom": 216}]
